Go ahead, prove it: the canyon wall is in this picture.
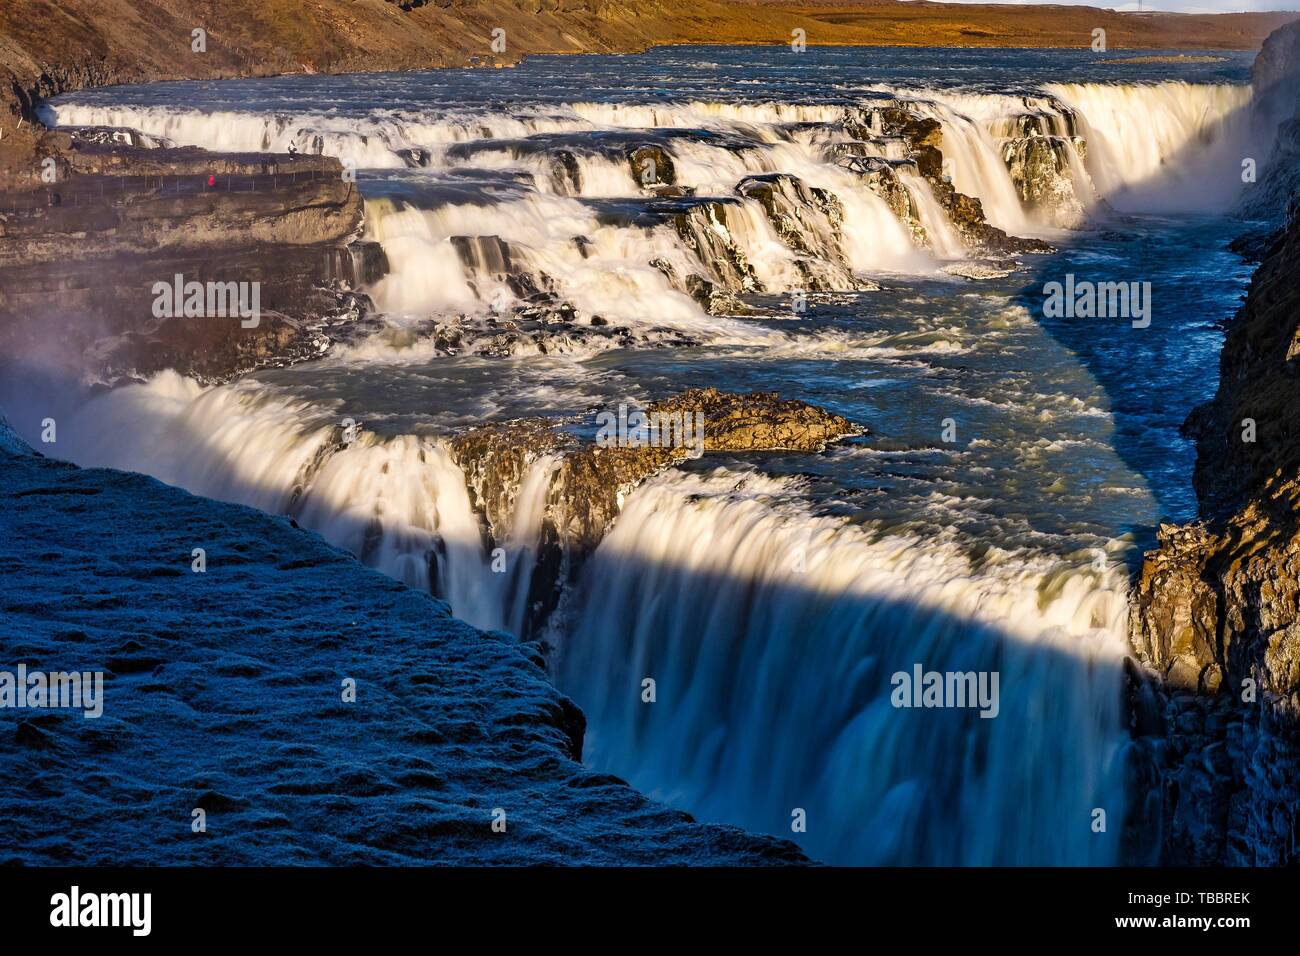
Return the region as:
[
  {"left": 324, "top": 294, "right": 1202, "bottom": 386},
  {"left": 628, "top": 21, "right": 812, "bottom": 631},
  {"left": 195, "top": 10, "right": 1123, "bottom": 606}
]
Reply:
[
  {"left": 1130, "top": 19, "right": 1300, "bottom": 866},
  {"left": 0, "top": 138, "right": 374, "bottom": 387},
  {"left": 1239, "top": 16, "right": 1300, "bottom": 223}
]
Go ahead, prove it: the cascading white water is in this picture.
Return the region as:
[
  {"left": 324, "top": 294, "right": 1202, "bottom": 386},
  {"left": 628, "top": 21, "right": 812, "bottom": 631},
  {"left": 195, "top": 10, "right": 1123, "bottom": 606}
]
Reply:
[
  {"left": 552, "top": 469, "right": 1131, "bottom": 865},
  {"left": 34, "top": 366, "right": 1132, "bottom": 865},
  {"left": 1045, "top": 81, "right": 1257, "bottom": 212},
  {"left": 361, "top": 191, "right": 776, "bottom": 341},
  {"left": 884, "top": 91, "right": 1046, "bottom": 235},
  {"left": 47, "top": 81, "right": 1256, "bottom": 323},
  {"left": 46, "top": 371, "right": 548, "bottom": 636},
  {"left": 31, "top": 68, "right": 1267, "bottom": 865}
]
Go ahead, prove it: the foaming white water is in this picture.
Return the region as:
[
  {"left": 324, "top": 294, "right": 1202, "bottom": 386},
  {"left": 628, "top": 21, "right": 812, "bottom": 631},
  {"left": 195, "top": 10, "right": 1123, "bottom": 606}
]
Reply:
[
  {"left": 553, "top": 468, "right": 1130, "bottom": 865},
  {"left": 890, "top": 92, "right": 1044, "bottom": 235},
  {"left": 1045, "top": 81, "right": 1256, "bottom": 212},
  {"left": 48, "top": 81, "right": 1255, "bottom": 325},
  {"left": 362, "top": 192, "right": 776, "bottom": 341},
  {"left": 49, "top": 371, "right": 543, "bottom": 634}
]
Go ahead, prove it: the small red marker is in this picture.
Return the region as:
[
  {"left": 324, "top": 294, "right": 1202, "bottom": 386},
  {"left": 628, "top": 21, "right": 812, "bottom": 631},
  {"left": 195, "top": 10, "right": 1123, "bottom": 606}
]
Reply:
[{"left": 207, "top": 175, "right": 216, "bottom": 188}]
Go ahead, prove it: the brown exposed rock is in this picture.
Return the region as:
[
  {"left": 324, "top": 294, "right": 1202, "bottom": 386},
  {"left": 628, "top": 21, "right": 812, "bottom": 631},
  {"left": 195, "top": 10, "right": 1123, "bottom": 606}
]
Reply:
[
  {"left": 448, "top": 388, "right": 861, "bottom": 634},
  {"left": 1133, "top": 476, "right": 1300, "bottom": 719},
  {"left": 870, "top": 105, "right": 1053, "bottom": 256},
  {"left": 1130, "top": 476, "right": 1300, "bottom": 864},
  {"left": 0, "top": 136, "right": 375, "bottom": 385},
  {"left": 453, "top": 386, "right": 860, "bottom": 552}
]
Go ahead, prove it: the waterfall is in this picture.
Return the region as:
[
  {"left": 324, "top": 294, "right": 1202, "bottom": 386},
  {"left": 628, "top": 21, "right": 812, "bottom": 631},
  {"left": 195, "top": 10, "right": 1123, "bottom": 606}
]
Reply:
[
  {"left": 552, "top": 469, "right": 1131, "bottom": 865},
  {"left": 1044, "top": 81, "right": 1257, "bottom": 212},
  {"left": 885, "top": 91, "right": 1045, "bottom": 235},
  {"left": 43, "top": 371, "right": 550, "bottom": 636},
  {"left": 29, "top": 70, "right": 1260, "bottom": 865},
  {"left": 360, "top": 188, "right": 773, "bottom": 343},
  {"left": 46, "top": 79, "right": 1257, "bottom": 312},
  {"left": 31, "top": 369, "right": 1132, "bottom": 865}
]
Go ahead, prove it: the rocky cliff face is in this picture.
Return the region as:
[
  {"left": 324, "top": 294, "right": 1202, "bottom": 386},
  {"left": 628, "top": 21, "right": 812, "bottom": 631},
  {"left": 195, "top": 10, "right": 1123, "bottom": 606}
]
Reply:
[
  {"left": 1130, "top": 19, "right": 1300, "bottom": 864},
  {"left": 1239, "top": 19, "right": 1300, "bottom": 223},
  {"left": 0, "top": 133, "right": 378, "bottom": 386}
]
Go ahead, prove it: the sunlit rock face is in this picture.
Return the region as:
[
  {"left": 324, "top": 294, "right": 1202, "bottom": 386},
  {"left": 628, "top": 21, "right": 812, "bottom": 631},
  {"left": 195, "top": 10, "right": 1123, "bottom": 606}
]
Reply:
[
  {"left": 0, "top": 415, "right": 808, "bottom": 866},
  {"left": 448, "top": 388, "right": 860, "bottom": 634},
  {"left": 1002, "top": 135, "right": 1089, "bottom": 228}
]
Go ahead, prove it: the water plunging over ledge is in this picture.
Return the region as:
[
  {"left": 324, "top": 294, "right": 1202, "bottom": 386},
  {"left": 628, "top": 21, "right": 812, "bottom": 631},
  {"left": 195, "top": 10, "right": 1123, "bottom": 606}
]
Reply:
[{"left": 14, "top": 46, "right": 1267, "bottom": 864}]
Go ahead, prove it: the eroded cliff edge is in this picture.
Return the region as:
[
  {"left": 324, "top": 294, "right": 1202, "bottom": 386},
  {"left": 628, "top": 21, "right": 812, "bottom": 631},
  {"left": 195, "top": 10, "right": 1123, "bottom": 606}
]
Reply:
[
  {"left": 1129, "top": 20, "right": 1300, "bottom": 866},
  {"left": 0, "top": 417, "right": 806, "bottom": 865}
]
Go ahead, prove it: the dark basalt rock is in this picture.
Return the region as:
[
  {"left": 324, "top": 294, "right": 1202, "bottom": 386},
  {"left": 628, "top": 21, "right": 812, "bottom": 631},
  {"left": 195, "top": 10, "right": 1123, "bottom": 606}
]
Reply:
[
  {"left": 670, "top": 199, "right": 763, "bottom": 294},
  {"left": 1130, "top": 476, "right": 1300, "bottom": 864},
  {"left": 1130, "top": 25, "right": 1300, "bottom": 863},
  {"left": 628, "top": 144, "right": 676, "bottom": 188},
  {"left": 647, "top": 256, "right": 750, "bottom": 315}
]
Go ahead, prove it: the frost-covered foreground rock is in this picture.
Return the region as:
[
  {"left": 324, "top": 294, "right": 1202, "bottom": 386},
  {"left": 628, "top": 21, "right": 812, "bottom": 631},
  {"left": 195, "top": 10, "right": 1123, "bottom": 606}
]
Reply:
[{"left": 0, "top": 420, "right": 804, "bottom": 865}]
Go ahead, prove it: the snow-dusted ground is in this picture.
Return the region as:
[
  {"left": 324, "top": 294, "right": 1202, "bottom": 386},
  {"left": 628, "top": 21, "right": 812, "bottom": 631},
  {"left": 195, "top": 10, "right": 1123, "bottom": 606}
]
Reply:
[{"left": 0, "top": 420, "right": 802, "bottom": 865}]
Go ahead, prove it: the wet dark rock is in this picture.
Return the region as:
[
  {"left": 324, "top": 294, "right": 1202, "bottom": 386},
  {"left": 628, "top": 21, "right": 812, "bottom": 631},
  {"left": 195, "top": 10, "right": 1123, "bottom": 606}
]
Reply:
[
  {"left": 839, "top": 156, "right": 929, "bottom": 246},
  {"left": 1130, "top": 27, "right": 1300, "bottom": 863},
  {"left": 671, "top": 199, "right": 762, "bottom": 293},
  {"left": 1001, "top": 136, "right": 1087, "bottom": 227},
  {"left": 647, "top": 256, "right": 749, "bottom": 315},
  {"left": 628, "top": 144, "right": 676, "bottom": 187}
]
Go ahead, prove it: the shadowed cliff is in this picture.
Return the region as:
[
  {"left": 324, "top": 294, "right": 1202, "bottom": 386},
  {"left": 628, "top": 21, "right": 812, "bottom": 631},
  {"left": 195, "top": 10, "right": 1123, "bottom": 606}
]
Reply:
[
  {"left": 0, "top": 416, "right": 808, "bottom": 865},
  {"left": 1129, "top": 18, "right": 1300, "bottom": 867}
]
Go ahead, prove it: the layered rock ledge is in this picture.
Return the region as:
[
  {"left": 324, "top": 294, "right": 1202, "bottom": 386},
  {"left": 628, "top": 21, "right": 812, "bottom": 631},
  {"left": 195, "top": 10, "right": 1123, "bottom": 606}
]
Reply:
[
  {"left": 3, "top": 0, "right": 1295, "bottom": 193},
  {"left": 0, "top": 418, "right": 805, "bottom": 865},
  {"left": 449, "top": 388, "right": 861, "bottom": 634},
  {"left": 0, "top": 136, "right": 381, "bottom": 386}
]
